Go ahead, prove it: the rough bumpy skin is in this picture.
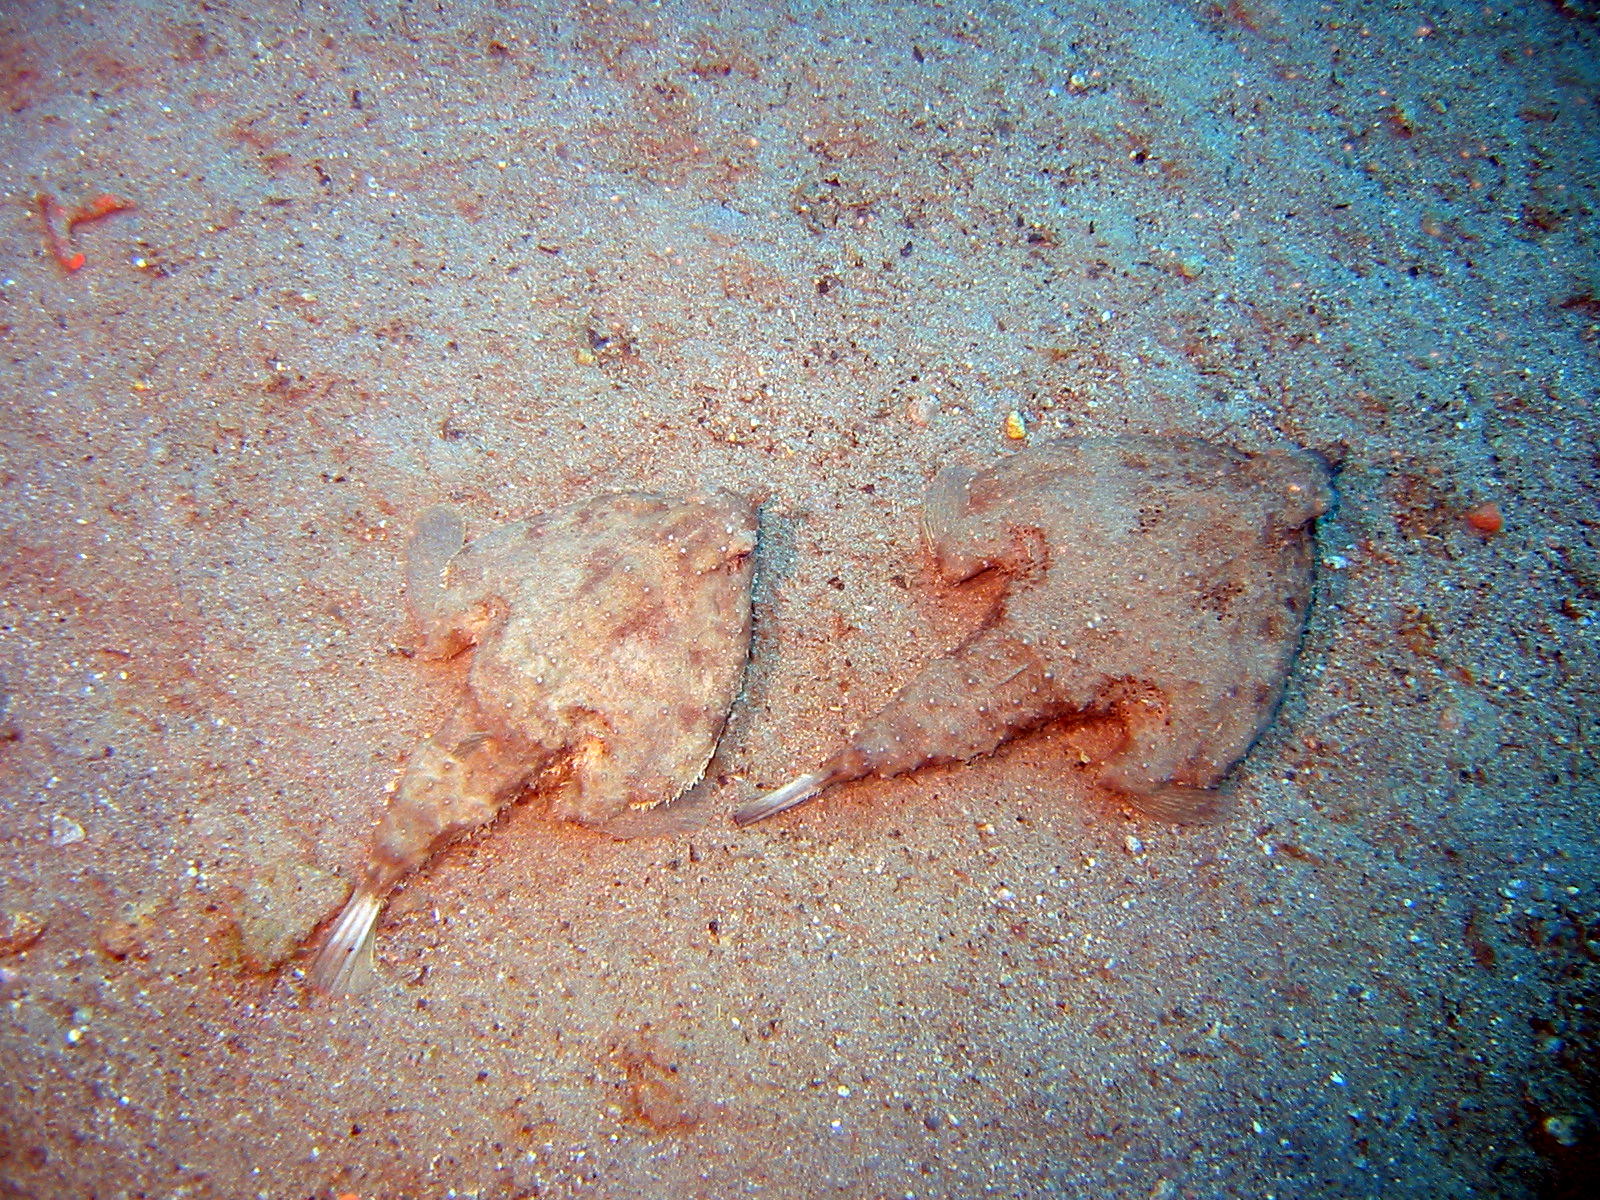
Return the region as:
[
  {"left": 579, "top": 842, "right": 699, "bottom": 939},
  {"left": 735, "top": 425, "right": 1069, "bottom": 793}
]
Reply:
[
  {"left": 311, "top": 491, "right": 758, "bottom": 993},
  {"left": 736, "top": 437, "right": 1331, "bottom": 825}
]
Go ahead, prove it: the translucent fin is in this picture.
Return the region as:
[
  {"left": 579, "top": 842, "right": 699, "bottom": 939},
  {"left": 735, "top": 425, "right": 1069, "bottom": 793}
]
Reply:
[
  {"left": 599, "top": 787, "right": 715, "bottom": 839},
  {"left": 1113, "top": 782, "right": 1219, "bottom": 823},
  {"left": 308, "top": 886, "right": 383, "bottom": 996},
  {"left": 733, "top": 770, "right": 835, "bottom": 826},
  {"left": 920, "top": 464, "right": 986, "bottom": 584},
  {"left": 406, "top": 506, "right": 465, "bottom": 614}
]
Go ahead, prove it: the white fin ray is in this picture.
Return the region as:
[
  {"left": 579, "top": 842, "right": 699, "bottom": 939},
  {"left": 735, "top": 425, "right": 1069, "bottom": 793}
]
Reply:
[
  {"left": 308, "top": 887, "right": 382, "bottom": 996},
  {"left": 733, "top": 770, "right": 834, "bottom": 826}
]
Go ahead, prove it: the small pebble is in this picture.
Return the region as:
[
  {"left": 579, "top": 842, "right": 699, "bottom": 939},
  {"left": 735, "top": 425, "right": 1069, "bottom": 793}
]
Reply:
[
  {"left": 1463, "top": 501, "right": 1503, "bottom": 535},
  {"left": 1543, "top": 1114, "right": 1580, "bottom": 1147},
  {"left": 0, "top": 910, "right": 47, "bottom": 956},
  {"left": 50, "top": 815, "right": 85, "bottom": 846}
]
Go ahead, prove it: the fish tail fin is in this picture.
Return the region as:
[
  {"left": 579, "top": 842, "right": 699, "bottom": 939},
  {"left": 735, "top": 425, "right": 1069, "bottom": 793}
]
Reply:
[
  {"left": 733, "top": 770, "right": 836, "bottom": 826},
  {"left": 308, "top": 885, "right": 385, "bottom": 996}
]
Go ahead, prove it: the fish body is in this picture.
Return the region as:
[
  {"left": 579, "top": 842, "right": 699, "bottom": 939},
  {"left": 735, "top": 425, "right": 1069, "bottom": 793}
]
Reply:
[
  {"left": 312, "top": 491, "right": 758, "bottom": 993},
  {"left": 737, "top": 437, "right": 1331, "bottom": 825}
]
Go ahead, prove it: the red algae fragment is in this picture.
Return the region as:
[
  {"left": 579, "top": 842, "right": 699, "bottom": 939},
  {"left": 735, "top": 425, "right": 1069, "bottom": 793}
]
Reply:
[
  {"left": 37, "top": 191, "right": 135, "bottom": 272},
  {"left": 66, "top": 193, "right": 135, "bottom": 228},
  {"left": 37, "top": 193, "right": 83, "bottom": 272},
  {"left": 738, "top": 436, "right": 1332, "bottom": 825},
  {"left": 310, "top": 491, "right": 758, "bottom": 994}
]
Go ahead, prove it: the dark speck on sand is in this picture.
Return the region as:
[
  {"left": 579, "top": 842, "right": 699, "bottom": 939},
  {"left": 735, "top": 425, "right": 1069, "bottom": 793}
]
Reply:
[{"left": 1, "top": 2, "right": 1596, "bottom": 1198}]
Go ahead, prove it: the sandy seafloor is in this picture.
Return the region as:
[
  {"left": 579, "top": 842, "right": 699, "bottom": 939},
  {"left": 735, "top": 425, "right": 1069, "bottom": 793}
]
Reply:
[{"left": 0, "top": 1, "right": 1597, "bottom": 1197}]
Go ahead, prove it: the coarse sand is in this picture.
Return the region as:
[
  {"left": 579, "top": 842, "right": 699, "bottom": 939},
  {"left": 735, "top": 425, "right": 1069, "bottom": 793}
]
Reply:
[{"left": 1, "top": 2, "right": 1596, "bottom": 1198}]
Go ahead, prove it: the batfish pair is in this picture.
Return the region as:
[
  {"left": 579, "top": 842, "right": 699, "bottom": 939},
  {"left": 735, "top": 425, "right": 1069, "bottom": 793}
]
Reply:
[{"left": 310, "top": 436, "right": 1332, "bottom": 994}]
